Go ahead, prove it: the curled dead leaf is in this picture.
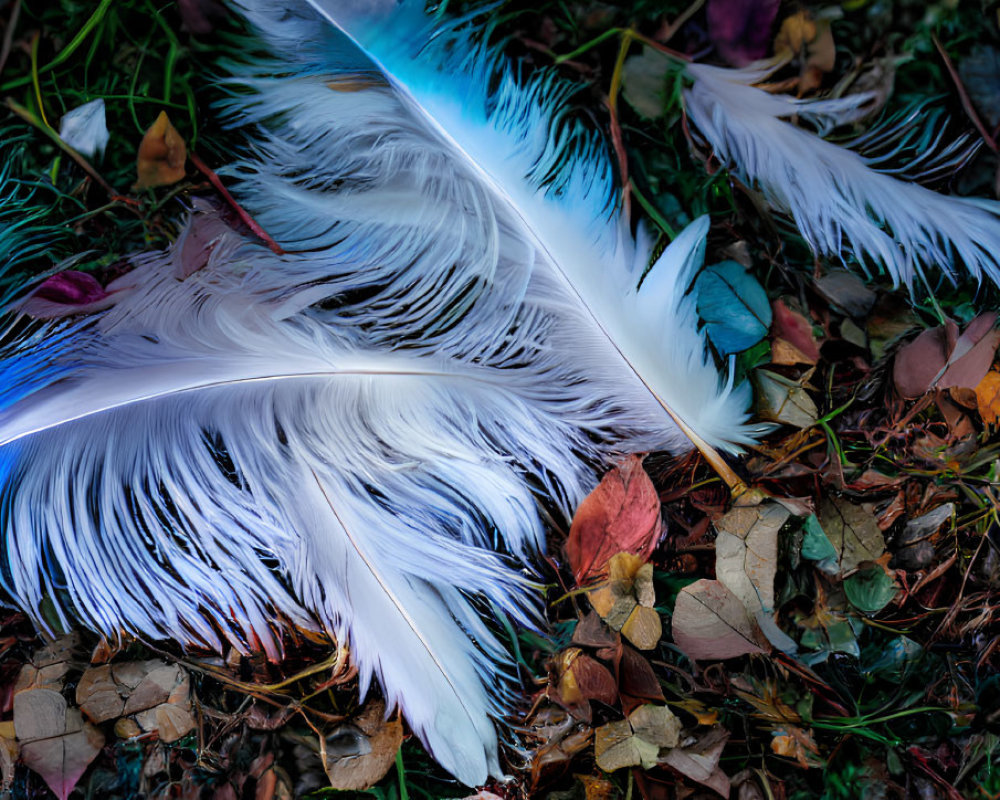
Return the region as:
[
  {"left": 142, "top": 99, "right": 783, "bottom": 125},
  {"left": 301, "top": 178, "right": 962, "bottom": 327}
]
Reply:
[
  {"left": 134, "top": 111, "right": 187, "bottom": 190},
  {"left": 323, "top": 700, "right": 403, "bottom": 790}
]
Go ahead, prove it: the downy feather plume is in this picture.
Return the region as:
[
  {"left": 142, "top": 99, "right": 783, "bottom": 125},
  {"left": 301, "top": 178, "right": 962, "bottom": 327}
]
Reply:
[
  {"left": 0, "top": 203, "right": 605, "bottom": 784},
  {"left": 683, "top": 62, "right": 1000, "bottom": 288},
  {"left": 221, "top": 0, "right": 757, "bottom": 456}
]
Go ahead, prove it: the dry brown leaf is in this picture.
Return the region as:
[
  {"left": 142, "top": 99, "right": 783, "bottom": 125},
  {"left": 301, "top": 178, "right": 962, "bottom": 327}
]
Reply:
[
  {"left": 593, "top": 705, "right": 679, "bottom": 773},
  {"left": 894, "top": 314, "right": 1000, "bottom": 399},
  {"left": 556, "top": 648, "right": 618, "bottom": 721},
  {"left": 816, "top": 497, "right": 885, "bottom": 574},
  {"left": 134, "top": 111, "right": 187, "bottom": 190},
  {"left": 0, "top": 721, "right": 16, "bottom": 792},
  {"left": 588, "top": 553, "right": 661, "bottom": 650},
  {"left": 620, "top": 605, "right": 662, "bottom": 651},
  {"left": 671, "top": 579, "right": 770, "bottom": 661},
  {"left": 565, "top": 457, "right": 661, "bottom": 584},
  {"left": 771, "top": 300, "right": 820, "bottom": 365},
  {"left": 77, "top": 660, "right": 195, "bottom": 743},
  {"left": 976, "top": 369, "right": 1000, "bottom": 425},
  {"left": 771, "top": 726, "right": 823, "bottom": 768},
  {"left": 715, "top": 503, "right": 789, "bottom": 613},
  {"left": 774, "top": 10, "right": 836, "bottom": 93},
  {"left": 628, "top": 704, "right": 680, "bottom": 748},
  {"left": 755, "top": 369, "right": 818, "bottom": 428},
  {"left": 14, "top": 690, "right": 105, "bottom": 800},
  {"left": 659, "top": 727, "right": 731, "bottom": 797},
  {"left": 323, "top": 700, "right": 403, "bottom": 790}
]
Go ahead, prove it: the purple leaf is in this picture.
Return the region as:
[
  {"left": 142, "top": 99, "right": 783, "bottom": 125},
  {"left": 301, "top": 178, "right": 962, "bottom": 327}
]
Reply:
[{"left": 707, "top": 0, "right": 780, "bottom": 66}]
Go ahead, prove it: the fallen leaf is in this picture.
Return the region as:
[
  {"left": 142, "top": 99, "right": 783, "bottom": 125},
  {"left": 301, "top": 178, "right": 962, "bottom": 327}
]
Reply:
[
  {"left": 671, "top": 579, "right": 770, "bottom": 660},
  {"left": 617, "top": 645, "right": 665, "bottom": 714},
  {"left": 622, "top": 48, "right": 674, "bottom": 120},
  {"left": 323, "top": 700, "right": 403, "bottom": 790},
  {"left": 566, "top": 458, "right": 661, "bottom": 584},
  {"left": 715, "top": 503, "right": 789, "bottom": 613},
  {"left": 813, "top": 498, "right": 885, "bottom": 574},
  {"left": 628, "top": 704, "right": 680, "bottom": 748},
  {"left": 659, "top": 727, "right": 730, "bottom": 796},
  {"left": 577, "top": 774, "right": 617, "bottom": 800},
  {"left": 594, "top": 719, "right": 654, "bottom": 772},
  {"left": 696, "top": 260, "right": 772, "bottom": 355},
  {"left": 134, "top": 111, "right": 187, "bottom": 190},
  {"left": 594, "top": 704, "right": 680, "bottom": 773},
  {"left": 620, "top": 606, "right": 661, "bottom": 651},
  {"left": 77, "top": 660, "right": 195, "bottom": 743},
  {"left": 844, "top": 566, "right": 898, "bottom": 614},
  {"left": 707, "top": 0, "right": 780, "bottom": 66},
  {"left": 813, "top": 270, "right": 876, "bottom": 317},
  {"left": 557, "top": 648, "right": 618, "bottom": 721},
  {"left": 14, "top": 690, "right": 104, "bottom": 800},
  {"left": 893, "top": 314, "right": 1000, "bottom": 399},
  {"left": 773, "top": 10, "right": 836, "bottom": 94},
  {"left": 572, "top": 611, "right": 620, "bottom": 649},
  {"left": 588, "top": 553, "right": 662, "bottom": 649},
  {"left": 0, "top": 721, "right": 16, "bottom": 791},
  {"left": 976, "top": 370, "right": 1000, "bottom": 425},
  {"left": 771, "top": 726, "right": 823, "bottom": 768},
  {"left": 755, "top": 369, "right": 818, "bottom": 428},
  {"left": 771, "top": 299, "right": 820, "bottom": 365}
]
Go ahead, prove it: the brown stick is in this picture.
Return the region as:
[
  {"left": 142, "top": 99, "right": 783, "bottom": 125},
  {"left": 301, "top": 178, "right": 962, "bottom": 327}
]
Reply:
[
  {"left": 189, "top": 150, "right": 286, "bottom": 255},
  {"left": 932, "top": 34, "right": 998, "bottom": 153}
]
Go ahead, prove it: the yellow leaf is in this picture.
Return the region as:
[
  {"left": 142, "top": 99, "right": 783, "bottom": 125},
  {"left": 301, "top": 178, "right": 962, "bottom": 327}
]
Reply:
[
  {"left": 134, "top": 111, "right": 187, "bottom": 190},
  {"left": 975, "top": 369, "right": 1000, "bottom": 425},
  {"left": 774, "top": 11, "right": 836, "bottom": 94},
  {"left": 620, "top": 605, "right": 662, "bottom": 650}
]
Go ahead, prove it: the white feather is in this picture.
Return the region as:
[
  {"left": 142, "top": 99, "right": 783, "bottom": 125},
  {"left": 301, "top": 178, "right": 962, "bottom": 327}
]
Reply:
[
  {"left": 221, "top": 0, "right": 757, "bottom": 455},
  {"left": 684, "top": 62, "right": 1000, "bottom": 288},
  {"left": 0, "top": 206, "right": 602, "bottom": 784}
]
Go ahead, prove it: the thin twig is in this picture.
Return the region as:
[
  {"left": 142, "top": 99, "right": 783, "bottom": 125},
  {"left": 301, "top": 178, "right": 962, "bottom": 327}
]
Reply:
[
  {"left": 0, "top": 0, "right": 21, "bottom": 80},
  {"left": 189, "top": 151, "right": 286, "bottom": 255},
  {"left": 659, "top": 0, "right": 706, "bottom": 43},
  {"left": 932, "top": 34, "right": 998, "bottom": 153}
]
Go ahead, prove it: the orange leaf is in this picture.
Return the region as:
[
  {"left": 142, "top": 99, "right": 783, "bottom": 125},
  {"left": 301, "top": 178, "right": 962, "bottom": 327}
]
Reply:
[
  {"left": 976, "top": 369, "right": 1000, "bottom": 425},
  {"left": 134, "top": 111, "right": 187, "bottom": 190},
  {"left": 565, "top": 457, "right": 661, "bottom": 585}
]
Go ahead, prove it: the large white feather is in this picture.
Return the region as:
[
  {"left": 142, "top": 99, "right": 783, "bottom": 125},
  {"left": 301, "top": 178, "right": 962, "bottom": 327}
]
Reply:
[
  {"left": 683, "top": 62, "right": 1000, "bottom": 288},
  {"left": 221, "top": 0, "right": 757, "bottom": 455},
  {"left": 0, "top": 206, "right": 603, "bottom": 784}
]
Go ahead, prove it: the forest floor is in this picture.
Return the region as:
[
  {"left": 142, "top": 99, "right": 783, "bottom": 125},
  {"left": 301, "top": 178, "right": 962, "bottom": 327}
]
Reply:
[{"left": 1, "top": 0, "right": 1000, "bottom": 798}]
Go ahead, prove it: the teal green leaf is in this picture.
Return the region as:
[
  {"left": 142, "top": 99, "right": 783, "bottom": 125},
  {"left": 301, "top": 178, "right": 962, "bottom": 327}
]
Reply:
[
  {"left": 800, "top": 514, "right": 837, "bottom": 565},
  {"left": 696, "top": 260, "right": 771, "bottom": 355},
  {"left": 845, "top": 567, "right": 898, "bottom": 614}
]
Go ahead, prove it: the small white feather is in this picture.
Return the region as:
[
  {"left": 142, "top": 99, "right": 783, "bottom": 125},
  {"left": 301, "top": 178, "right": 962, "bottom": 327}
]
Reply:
[{"left": 684, "top": 62, "right": 1000, "bottom": 288}]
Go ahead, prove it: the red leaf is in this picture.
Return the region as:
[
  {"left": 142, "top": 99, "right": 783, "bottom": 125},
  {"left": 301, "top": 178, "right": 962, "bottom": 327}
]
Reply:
[
  {"left": 707, "top": 0, "right": 781, "bottom": 66},
  {"left": 894, "top": 314, "right": 1000, "bottom": 398},
  {"left": 565, "top": 457, "right": 662, "bottom": 585},
  {"left": 771, "top": 299, "right": 820, "bottom": 364},
  {"left": 617, "top": 645, "right": 664, "bottom": 715}
]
